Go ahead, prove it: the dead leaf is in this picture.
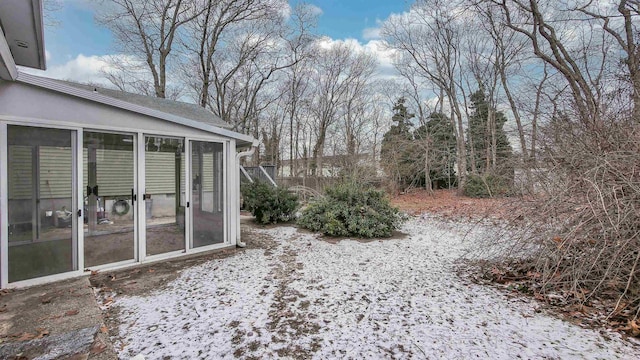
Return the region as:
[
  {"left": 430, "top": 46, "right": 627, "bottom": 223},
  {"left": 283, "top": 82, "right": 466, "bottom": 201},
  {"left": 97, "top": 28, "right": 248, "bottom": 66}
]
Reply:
[
  {"left": 90, "top": 341, "right": 107, "bottom": 354},
  {"left": 103, "top": 297, "right": 114, "bottom": 307},
  {"left": 15, "top": 332, "right": 37, "bottom": 341},
  {"left": 35, "top": 328, "right": 49, "bottom": 338},
  {"left": 65, "top": 309, "right": 79, "bottom": 316},
  {"left": 621, "top": 320, "right": 640, "bottom": 337},
  {"left": 100, "top": 325, "right": 108, "bottom": 334}
]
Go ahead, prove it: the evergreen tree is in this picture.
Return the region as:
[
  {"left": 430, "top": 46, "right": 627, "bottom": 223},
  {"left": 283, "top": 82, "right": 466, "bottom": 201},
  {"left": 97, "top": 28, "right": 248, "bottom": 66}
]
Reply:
[
  {"left": 414, "top": 112, "right": 457, "bottom": 188},
  {"left": 467, "top": 88, "right": 512, "bottom": 175},
  {"left": 381, "top": 98, "right": 415, "bottom": 186}
]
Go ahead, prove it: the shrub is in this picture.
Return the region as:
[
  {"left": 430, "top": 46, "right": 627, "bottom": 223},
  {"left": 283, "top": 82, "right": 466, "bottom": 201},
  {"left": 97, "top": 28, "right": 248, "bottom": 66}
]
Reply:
[
  {"left": 464, "top": 173, "right": 509, "bottom": 198},
  {"left": 242, "top": 181, "right": 298, "bottom": 224},
  {"left": 297, "top": 182, "right": 406, "bottom": 238}
]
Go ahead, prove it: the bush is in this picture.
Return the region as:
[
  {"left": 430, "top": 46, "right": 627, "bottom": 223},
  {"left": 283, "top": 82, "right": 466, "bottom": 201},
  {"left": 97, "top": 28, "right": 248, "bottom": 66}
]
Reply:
[
  {"left": 242, "top": 181, "right": 298, "bottom": 224},
  {"left": 463, "top": 173, "right": 509, "bottom": 198},
  {"left": 297, "top": 182, "right": 406, "bottom": 238}
]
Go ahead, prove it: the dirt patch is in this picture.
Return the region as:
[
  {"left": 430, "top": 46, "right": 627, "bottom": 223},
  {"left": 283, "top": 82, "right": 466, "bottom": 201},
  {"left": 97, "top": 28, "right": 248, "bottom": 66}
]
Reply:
[
  {"left": 238, "top": 228, "right": 322, "bottom": 358},
  {"left": 391, "top": 188, "right": 511, "bottom": 220}
]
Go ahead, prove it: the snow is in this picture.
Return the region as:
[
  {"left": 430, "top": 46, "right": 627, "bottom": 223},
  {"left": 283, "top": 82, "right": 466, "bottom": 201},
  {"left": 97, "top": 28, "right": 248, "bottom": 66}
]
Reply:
[{"left": 112, "top": 216, "right": 639, "bottom": 359}]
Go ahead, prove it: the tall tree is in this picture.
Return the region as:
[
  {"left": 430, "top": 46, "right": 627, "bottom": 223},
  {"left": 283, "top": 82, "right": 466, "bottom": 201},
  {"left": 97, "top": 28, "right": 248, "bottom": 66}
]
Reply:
[
  {"left": 414, "top": 112, "right": 457, "bottom": 189},
  {"left": 380, "top": 98, "right": 416, "bottom": 187},
  {"left": 382, "top": 0, "right": 470, "bottom": 190},
  {"left": 98, "top": 0, "right": 201, "bottom": 98},
  {"left": 467, "top": 87, "right": 513, "bottom": 175},
  {"left": 308, "top": 42, "right": 376, "bottom": 176}
]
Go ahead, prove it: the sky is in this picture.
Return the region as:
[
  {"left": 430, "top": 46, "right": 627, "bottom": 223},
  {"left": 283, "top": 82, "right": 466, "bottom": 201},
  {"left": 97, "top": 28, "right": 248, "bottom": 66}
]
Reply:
[{"left": 28, "top": 0, "right": 412, "bottom": 83}]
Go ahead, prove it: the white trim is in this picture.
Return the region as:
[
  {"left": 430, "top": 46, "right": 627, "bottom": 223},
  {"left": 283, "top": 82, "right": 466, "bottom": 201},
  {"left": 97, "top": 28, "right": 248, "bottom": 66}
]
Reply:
[
  {"left": 0, "top": 115, "right": 235, "bottom": 145},
  {"left": 259, "top": 165, "right": 278, "bottom": 187},
  {"left": 228, "top": 140, "right": 237, "bottom": 247},
  {"left": 143, "top": 249, "right": 186, "bottom": 264},
  {"left": 15, "top": 73, "right": 257, "bottom": 146},
  {"left": 0, "top": 116, "right": 91, "bottom": 131},
  {"left": 185, "top": 138, "right": 192, "bottom": 252},
  {"left": 239, "top": 166, "right": 253, "bottom": 183},
  {"left": 0, "top": 27, "right": 18, "bottom": 80},
  {"left": 224, "top": 141, "right": 229, "bottom": 245},
  {"left": 77, "top": 129, "right": 84, "bottom": 271},
  {"left": 133, "top": 133, "right": 139, "bottom": 263},
  {"left": 97, "top": 243, "right": 234, "bottom": 272},
  {"left": 83, "top": 259, "right": 137, "bottom": 273},
  {"left": 1, "top": 122, "right": 8, "bottom": 287},
  {"left": 235, "top": 147, "right": 256, "bottom": 248},
  {"left": 71, "top": 129, "right": 78, "bottom": 272},
  {"left": 3, "top": 242, "right": 235, "bottom": 288},
  {"left": 5, "top": 269, "right": 86, "bottom": 289},
  {"left": 184, "top": 242, "right": 232, "bottom": 256},
  {"left": 137, "top": 132, "right": 146, "bottom": 262},
  {"left": 187, "top": 139, "right": 193, "bottom": 250}
]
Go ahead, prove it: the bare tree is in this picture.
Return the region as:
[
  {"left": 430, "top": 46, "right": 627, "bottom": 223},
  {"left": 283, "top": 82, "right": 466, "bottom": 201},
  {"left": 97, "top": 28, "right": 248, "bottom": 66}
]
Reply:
[
  {"left": 574, "top": 0, "right": 640, "bottom": 120},
  {"left": 383, "top": 0, "right": 470, "bottom": 190},
  {"left": 182, "top": 0, "right": 317, "bottom": 136},
  {"left": 307, "top": 42, "right": 376, "bottom": 176},
  {"left": 97, "top": 0, "right": 202, "bottom": 98}
]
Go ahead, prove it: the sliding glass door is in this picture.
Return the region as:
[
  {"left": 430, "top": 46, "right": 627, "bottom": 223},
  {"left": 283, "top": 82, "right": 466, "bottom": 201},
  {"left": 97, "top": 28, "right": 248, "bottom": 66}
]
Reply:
[
  {"left": 191, "top": 141, "right": 225, "bottom": 248},
  {"left": 7, "top": 126, "right": 77, "bottom": 282},
  {"left": 83, "top": 131, "right": 136, "bottom": 267},
  {"left": 144, "top": 136, "right": 186, "bottom": 256}
]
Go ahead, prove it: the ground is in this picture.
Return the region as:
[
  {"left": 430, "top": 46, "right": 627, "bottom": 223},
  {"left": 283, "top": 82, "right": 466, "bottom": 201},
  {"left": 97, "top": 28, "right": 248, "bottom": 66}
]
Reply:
[
  {"left": 93, "top": 210, "right": 640, "bottom": 359},
  {"left": 390, "top": 188, "right": 510, "bottom": 219}
]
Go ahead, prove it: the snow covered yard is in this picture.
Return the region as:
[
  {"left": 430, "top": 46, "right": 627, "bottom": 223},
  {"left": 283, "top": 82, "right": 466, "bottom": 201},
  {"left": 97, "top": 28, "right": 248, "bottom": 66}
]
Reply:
[{"left": 111, "top": 217, "right": 639, "bottom": 359}]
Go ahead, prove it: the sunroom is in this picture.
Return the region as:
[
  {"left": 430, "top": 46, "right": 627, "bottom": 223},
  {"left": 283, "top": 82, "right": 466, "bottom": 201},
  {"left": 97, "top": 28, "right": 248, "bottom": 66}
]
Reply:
[{"left": 0, "top": 1, "right": 256, "bottom": 288}]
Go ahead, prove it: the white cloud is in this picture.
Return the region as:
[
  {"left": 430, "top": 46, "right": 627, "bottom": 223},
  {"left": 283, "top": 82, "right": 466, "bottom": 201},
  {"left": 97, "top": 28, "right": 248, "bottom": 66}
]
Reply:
[
  {"left": 314, "top": 37, "right": 400, "bottom": 80},
  {"left": 22, "top": 54, "right": 117, "bottom": 85},
  {"left": 362, "top": 27, "right": 381, "bottom": 40}
]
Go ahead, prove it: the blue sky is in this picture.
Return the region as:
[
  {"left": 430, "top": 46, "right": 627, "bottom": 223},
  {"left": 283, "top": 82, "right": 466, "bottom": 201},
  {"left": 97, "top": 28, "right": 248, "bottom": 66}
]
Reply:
[
  {"left": 294, "top": 0, "right": 409, "bottom": 42},
  {"left": 35, "top": 0, "right": 409, "bottom": 80}
]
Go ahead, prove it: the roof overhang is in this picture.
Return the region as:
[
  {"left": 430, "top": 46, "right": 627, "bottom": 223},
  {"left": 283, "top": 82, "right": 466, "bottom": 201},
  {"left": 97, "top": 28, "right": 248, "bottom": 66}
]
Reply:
[
  {"left": 0, "top": 0, "right": 46, "bottom": 77},
  {"left": 16, "top": 72, "right": 258, "bottom": 147}
]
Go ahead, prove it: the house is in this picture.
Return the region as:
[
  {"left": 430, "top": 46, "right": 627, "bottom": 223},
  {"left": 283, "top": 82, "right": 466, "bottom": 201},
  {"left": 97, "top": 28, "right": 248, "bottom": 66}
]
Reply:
[
  {"left": 280, "top": 153, "right": 374, "bottom": 177},
  {"left": 0, "top": 0, "right": 257, "bottom": 288}
]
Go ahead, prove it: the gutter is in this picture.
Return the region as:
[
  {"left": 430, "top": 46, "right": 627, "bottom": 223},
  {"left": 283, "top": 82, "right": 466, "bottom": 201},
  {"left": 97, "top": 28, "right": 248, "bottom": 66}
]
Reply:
[{"left": 236, "top": 144, "right": 257, "bottom": 248}]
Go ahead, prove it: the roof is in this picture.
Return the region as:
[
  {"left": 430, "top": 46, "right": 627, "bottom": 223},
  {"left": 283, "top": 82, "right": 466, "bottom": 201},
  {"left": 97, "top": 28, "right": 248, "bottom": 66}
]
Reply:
[
  {"left": 0, "top": 0, "right": 46, "bottom": 72},
  {"left": 52, "top": 79, "right": 231, "bottom": 129},
  {"left": 15, "top": 72, "right": 257, "bottom": 147}
]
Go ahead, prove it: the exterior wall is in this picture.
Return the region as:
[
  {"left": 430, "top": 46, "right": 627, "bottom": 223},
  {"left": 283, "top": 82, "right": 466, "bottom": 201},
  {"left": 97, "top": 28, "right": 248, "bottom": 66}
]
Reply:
[{"left": 0, "top": 80, "right": 221, "bottom": 138}]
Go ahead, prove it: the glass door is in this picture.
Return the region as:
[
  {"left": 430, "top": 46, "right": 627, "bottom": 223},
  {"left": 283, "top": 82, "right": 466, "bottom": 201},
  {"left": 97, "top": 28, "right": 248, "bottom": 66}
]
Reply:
[
  {"left": 83, "top": 131, "right": 136, "bottom": 267},
  {"left": 190, "top": 141, "right": 225, "bottom": 247},
  {"left": 144, "top": 136, "right": 185, "bottom": 256},
  {"left": 7, "top": 125, "right": 77, "bottom": 282}
]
